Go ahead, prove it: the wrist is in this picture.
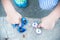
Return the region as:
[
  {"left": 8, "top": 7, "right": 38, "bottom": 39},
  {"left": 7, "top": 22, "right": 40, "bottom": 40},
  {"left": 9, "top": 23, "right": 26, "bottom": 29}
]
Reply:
[
  {"left": 7, "top": 11, "right": 17, "bottom": 16},
  {"left": 2, "top": 0, "right": 17, "bottom": 16}
]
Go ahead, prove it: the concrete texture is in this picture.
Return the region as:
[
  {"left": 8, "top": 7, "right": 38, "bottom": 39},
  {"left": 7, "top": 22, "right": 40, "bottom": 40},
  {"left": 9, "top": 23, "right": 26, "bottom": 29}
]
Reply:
[
  {"left": 0, "top": 17, "right": 60, "bottom": 40},
  {"left": 0, "top": 0, "right": 60, "bottom": 40}
]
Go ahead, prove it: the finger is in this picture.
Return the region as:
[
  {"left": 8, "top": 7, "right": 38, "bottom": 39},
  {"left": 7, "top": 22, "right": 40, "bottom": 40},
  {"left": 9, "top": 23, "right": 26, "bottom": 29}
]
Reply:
[
  {"left": 38, "top": 23, "right": 43, "bottom": 28},
  {"left": 38, "top": 18, "right": 43, "bottom": 28}
]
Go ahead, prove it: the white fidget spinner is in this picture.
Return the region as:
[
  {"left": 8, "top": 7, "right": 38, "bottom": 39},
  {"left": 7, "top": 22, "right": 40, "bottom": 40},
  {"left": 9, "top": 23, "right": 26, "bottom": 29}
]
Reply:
[
  {"left": 35, "top": 28, "right": 41, "bottom": 34},
  {"left": 32, "top": 22, "right": 38, "bottom": 28}
]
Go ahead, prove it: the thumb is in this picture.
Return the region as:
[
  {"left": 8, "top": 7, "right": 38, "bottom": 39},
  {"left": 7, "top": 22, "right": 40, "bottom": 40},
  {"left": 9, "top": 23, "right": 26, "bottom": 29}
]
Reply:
[{"left": 38, "top": 23, "right": 43, "bottom": 28}]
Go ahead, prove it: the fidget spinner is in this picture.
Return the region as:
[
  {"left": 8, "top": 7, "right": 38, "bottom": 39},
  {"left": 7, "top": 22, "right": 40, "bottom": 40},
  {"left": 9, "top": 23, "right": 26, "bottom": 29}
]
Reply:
[
  {"left": 17, "top": 17, "right": 27, "bottom": 33},
  {"left": 18, "top": 27, "right": 26, "bottom": 33},
  {"left": 12, "top": 17, "right": 27, "bottom": 33},
  {"left": 32, "top": 22, "right": 38, "bottom": 28},
  {"left": 14, "top": 0, "right": 28, "bottom": 8},
  {"left": 32, "top": 21, "right": 42, "bottom": 34},
  {"left": 35, "top": 28, "right": 41, "bottom": 34}
]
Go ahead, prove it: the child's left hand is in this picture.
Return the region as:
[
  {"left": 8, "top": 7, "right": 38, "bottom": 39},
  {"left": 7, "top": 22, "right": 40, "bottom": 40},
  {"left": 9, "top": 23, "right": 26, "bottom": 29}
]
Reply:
[{"left": 6, "top": 12, "right": 22, "bottom": 24}]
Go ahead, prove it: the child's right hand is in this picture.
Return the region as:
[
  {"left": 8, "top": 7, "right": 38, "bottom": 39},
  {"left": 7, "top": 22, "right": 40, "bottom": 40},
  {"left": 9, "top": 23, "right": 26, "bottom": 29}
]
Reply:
[{"left": 6, "top": 12, "right": 22, "bottom": 24}]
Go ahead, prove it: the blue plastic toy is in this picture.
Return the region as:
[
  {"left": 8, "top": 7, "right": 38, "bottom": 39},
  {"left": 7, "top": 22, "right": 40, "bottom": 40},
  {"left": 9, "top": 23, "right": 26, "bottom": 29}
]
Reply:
[
  {"left": 14, "top": 0, "right": 28, "bottom": 8},
  {"left": 12, "top": 17, "right": 27, "bottom": 33},
  {"left": 12, "top": 24, "right": 19, "bottom": 28},
  {"left": 21, "top": 17, "right": 27, "bottom": 25},
  {"left": 17, "top": 17, "right": 27, "bottom": 33},
  {"left": 12, "top": 17, "right": 27, "bottom": 27},
  {"left": 17, "top": 27, "right": 26, "bottom": 33}
]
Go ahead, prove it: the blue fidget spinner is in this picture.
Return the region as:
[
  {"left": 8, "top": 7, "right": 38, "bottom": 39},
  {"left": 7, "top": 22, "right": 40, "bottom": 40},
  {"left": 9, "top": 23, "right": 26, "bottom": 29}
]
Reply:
[
  {"left": 21, "top": 17, "right": 27, "bottom": 25},
  {"left": 17, "top": 27, "right": 26, "bottom": 33},
  {"left": 14, "top": 0, "right": 28, "bottom": 8},
  {"left": 12, "top": 17, "right": 27, "bottom": 33},
  {"left": 12, "top": 24, "right": 19, "bottom": 28}
]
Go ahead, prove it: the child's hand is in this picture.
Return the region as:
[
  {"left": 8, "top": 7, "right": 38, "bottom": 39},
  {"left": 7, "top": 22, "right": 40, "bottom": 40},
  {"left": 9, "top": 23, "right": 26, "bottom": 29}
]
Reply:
[
  {"left": 38, "top": 2, "right": 60, "bottom": 30},
  {"left": 38, "top": 16, "right": 55, "bottom": 30},
  {"left": 38, "top": 14, "right": 59, "bottom": 30},
  {"left": 6, "top": 12, "right": 22, "bottom": 24},
  {"left": 2, "top": 0, "right": 22, "bottom": 24}
]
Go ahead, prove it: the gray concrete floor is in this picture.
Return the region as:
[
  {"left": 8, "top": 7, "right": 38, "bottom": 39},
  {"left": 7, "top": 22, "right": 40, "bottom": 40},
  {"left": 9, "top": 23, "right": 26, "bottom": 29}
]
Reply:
[
  {"left": 0, "top": 0, "right": 60, "bottom": 40},
  {"left": 0, "top": 17, "right": 60, "bottom": 40}
]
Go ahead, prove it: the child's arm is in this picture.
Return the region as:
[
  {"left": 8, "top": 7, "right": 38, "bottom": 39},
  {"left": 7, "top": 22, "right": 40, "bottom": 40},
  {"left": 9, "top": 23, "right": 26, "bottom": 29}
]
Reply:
[
  {"left": 51, "top": 2, "right": 60, "bottom": 18},
  {"left": 38, "top": 2, "right": 60, "bottom": 30},
  {"left": 55, "top": 2, "right": 60, "bottom": 17},
  {"left": 47, "top": 2, "right": 60, "bottom": 20},
  {"left": 1, "top": 0, "right": 22, "bottom": 24},
  {"left": 1, "top": 0, "right": 17, "bottom": 16}
]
